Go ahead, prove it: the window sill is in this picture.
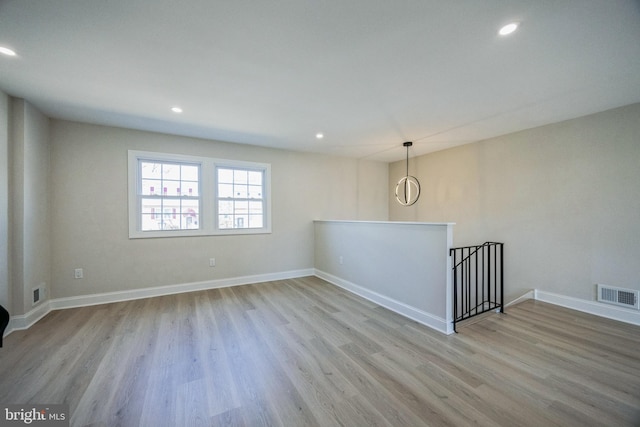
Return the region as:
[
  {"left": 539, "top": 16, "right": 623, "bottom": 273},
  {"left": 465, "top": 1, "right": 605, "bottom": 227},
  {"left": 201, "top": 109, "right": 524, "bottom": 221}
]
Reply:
[{"left": 128, "top": 227, "right": 272, "bottom": 239}]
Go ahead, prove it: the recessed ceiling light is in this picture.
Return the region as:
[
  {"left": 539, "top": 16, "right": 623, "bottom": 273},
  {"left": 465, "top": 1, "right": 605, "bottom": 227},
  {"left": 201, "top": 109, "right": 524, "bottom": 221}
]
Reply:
[
  {"left": 498, "top": 22, "right": 519, "bottom": 36},
  {"left": 171, "top": 106, "right": 183, "bottom": 113},
  {"left": 316, "top": 133, "right": 324, "bottom": 139},
  {"left": 0, "top": 46, "right": 17, "bottom": 56}
]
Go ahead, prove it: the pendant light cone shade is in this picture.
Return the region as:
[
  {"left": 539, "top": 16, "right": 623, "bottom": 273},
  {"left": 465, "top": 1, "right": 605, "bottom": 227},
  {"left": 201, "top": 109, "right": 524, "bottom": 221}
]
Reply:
[{"left": 395, "top": 142, "right": 420, "bottom": 206}]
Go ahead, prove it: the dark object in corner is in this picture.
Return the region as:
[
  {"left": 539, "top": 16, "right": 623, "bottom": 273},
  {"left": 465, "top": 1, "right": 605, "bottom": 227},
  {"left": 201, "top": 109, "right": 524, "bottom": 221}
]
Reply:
[{"left": 0, "top": 304, "right": 9, "bottom": 347}]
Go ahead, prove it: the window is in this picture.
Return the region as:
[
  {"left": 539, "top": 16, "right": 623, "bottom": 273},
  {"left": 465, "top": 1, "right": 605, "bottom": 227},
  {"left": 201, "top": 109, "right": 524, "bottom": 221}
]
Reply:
[
  {"left": 139, "top": 160, "right": 201, "bottom": 231},
  {"left": 128, "top": 150, "right": 271, "bottom": 238},
  {"left": 216, "top": 166, "right": 265, "bottom": 230}
]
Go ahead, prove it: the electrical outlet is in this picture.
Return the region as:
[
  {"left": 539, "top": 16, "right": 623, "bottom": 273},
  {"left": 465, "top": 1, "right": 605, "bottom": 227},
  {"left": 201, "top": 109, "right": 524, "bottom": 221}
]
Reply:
[
  {"left": 209, "top": 258, "right": 216, "bottom": 267},
  {"left": 339, "top": 256, "right": 344, "bottom": 265},
  {"left": 74, "top": 268, "right": 83, "bottom": 279}
]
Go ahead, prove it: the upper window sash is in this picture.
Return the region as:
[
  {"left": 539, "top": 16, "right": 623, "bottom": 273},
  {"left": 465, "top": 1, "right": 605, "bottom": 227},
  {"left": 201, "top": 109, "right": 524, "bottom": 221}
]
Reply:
[{"left": 213, "top": 160, "right": 271, "bottom": 235}]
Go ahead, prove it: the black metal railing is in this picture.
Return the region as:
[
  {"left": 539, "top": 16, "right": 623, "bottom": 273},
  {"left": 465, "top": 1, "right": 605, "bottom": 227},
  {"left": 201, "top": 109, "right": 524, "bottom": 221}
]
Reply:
[{"left": 450, "top": 242, "right": 504, "bottom": 332}]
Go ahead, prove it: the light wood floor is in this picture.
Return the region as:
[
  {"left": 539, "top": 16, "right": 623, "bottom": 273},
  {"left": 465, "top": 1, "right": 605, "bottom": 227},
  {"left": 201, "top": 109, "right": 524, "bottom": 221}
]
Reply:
[{"left": 1, "top": 276, "right": 639, "bottom": 427}]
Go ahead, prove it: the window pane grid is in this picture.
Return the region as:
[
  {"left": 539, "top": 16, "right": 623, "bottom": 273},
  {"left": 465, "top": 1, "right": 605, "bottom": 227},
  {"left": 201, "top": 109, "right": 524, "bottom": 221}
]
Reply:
[
  {"left": 140, "top": 162, "right": 200, "bottom": 197},
  {"left": 217, "top": 167, "right": 265, "bottom": 230},
  {"left": 139, "top": 160, "right": 201, "bottom": 231}
]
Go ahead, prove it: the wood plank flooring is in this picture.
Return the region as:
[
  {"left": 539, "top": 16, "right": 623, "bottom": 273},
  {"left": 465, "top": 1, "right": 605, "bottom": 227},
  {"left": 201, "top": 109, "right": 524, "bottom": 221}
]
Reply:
[{"left": 1, "top": 276, "right": 639, "bottom": 426}]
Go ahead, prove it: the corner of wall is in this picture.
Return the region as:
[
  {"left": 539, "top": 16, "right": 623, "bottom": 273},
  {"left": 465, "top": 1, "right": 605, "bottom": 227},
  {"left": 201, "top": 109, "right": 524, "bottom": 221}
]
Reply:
[
  {"left": 7, "top": 98, "right": 51, "bottom": 316},
  {"left": 0, "top": 91, "right": 10, "bottom": 312}
]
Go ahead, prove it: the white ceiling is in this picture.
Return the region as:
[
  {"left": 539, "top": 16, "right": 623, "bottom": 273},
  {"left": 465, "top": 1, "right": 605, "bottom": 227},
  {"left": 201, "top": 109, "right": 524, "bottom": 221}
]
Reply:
[{"left": 1, "top": 1, "right": 639, "bottom": 162}]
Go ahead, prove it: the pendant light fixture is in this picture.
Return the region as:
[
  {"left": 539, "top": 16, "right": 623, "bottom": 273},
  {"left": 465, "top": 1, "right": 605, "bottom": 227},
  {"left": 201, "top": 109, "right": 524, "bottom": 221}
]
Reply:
[{"left": 395, "top": 141, "right": 420, "bottom": 206}]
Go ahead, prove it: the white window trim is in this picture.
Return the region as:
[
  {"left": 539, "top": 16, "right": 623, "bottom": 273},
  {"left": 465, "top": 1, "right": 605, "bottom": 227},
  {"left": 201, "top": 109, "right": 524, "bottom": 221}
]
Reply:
[{"left": 128, "top": 150, "right": 271, "bottom": 238}]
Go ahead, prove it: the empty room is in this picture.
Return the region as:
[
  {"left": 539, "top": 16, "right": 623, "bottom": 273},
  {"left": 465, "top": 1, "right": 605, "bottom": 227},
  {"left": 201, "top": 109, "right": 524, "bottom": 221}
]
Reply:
[{"left": 1, "top": 1, "right": 639, "bottom": 426}]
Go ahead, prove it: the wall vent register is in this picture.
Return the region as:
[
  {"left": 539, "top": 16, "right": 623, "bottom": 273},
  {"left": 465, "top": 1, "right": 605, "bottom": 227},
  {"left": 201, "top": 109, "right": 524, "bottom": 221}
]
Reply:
[{"left": 597, "top": 284, "right": 639, "bottom": 310}]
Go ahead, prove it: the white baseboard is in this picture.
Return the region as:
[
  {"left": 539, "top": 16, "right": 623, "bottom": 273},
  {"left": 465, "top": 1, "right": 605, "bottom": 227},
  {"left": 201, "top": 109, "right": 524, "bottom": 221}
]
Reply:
[
  {"left": 534, "top": 290, "right": 640, "bottom": 327},
  {"left": 3, "top": 268, "right": 314, "bottom": 338},
  {"left": 315, "top": 269, "right": 453, "bottom": 335},
  {"left": 5, "top": 274, "right": 638, "bottom": 340},
  {"left": 506, "top": 290, "right": 535, "bottom": 307},
  {"left": 49, "top": 268, "right": 314, "bottom": 311},
  {"left": 5, "top": 301, "right": 51, "bottom": 334}
]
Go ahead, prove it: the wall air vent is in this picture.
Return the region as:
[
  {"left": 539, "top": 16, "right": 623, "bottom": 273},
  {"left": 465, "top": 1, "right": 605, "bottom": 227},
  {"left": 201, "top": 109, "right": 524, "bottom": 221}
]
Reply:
[
  {"left": 32, "top": 283, "right": 46, "bottom": 306},
  {"left": 597, "top": 284, "right": 639, "bottom": 310}
]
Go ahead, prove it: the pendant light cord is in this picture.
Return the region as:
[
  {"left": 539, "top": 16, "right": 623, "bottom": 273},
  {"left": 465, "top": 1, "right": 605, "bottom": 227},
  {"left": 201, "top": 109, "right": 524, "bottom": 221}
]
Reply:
[
  {"left": 406, "top": 144, "right": 409, "bottom": 177},
  {"left": 403, "top": 141, "right": 412, "bottom": 177}
]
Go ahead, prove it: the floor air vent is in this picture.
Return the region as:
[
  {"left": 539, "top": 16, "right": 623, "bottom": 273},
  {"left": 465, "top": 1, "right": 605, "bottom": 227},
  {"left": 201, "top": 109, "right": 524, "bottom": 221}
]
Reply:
[{"left": 597, "top": 284, "right": 639, "bottom": 310}]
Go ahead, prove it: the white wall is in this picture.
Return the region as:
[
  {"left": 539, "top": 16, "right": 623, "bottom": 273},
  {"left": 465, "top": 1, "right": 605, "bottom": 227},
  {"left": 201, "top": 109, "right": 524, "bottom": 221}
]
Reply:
[
  {"left": 314, "top": 220, "right": 454, "bottom": 333},
  {"left": 50, "top": 120, "right": 389, "bottom": 299},
  {"left": 9, "top": 99, "right": 51, "bottom": 315},
  {"left": 389, "top": 103, "right": 640, "bottom": 304},
  {"left": 0, "top": 91, "right": 9, "bottom": 310}
]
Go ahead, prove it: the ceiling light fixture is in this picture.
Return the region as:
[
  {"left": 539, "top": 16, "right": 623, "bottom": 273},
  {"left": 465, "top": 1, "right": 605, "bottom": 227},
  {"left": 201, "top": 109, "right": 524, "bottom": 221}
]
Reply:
[
  {"left": 499, "top": 22, "right": 519, "bottom": 36},
  {"left": 395, "top": 142, "right": 420, "bottom": 206},
  {"left": 171, "top": 106, "right": 183, "bottom": 113},
  {"left": 0, "top": 46, "right": 17, "bottom": 56},
  {"left": 315, "top": 133, "right": 324, "bottom": 139}
]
